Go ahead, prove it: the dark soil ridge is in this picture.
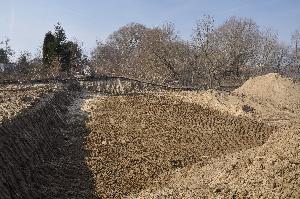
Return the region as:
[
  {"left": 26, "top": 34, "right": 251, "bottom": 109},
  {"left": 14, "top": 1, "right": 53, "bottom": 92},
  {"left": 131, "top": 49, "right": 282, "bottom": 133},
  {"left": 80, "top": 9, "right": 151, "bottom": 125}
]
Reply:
[{"left": 0, "top": 89, "right": 98, "bottom": 199}]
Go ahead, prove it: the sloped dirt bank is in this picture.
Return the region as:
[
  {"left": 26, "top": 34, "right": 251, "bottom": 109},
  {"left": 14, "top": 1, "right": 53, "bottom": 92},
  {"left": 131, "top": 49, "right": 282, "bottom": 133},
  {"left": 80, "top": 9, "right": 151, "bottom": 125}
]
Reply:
[
  {"left": 132, "top": 127, "right": 300, "bottom": 199},
  {"left": 0, "top": 89, "right": 97, "bottom": 199},
  {"left": 234, "top": 73, "right": 300, "bottom": 110},
  {"left": 1, "top": 73, "right": 296, "bottom": 199},
  {"left": 131, "top": 73, "right": 300, "bottom": 199},
  {"left": 0, "top": 83, "right": 60, "bottom": 121},
  {"left": 83, "top": 94, "right": 274, "bottom": 198}
]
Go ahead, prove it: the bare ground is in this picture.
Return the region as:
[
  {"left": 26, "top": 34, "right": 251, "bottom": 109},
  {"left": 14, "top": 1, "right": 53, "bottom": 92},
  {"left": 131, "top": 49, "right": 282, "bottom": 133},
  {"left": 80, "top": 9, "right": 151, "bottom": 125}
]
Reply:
[
  {"left": 82, "top": 94, "right": 273, "bottom": 198},
  {"left": 0, "top": 83, "right": 60, "bottom": 121},
  {"left": 130, "top": 73, "right": 300, "bottom": 198},
  {"left": 1, "top": 73, "right": 299, "bottom": 198}
]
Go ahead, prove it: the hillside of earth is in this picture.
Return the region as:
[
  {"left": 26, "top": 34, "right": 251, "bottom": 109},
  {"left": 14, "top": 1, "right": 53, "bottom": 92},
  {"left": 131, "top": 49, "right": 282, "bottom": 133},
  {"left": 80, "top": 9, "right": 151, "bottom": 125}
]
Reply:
[
  {"left": 0, "top": 83, "right": 60, "bottom": 121},
  {"left": 131, "top": 73, "right": 300, "bottom": 199},
  {"left": 0, "top": 73, "right": 299, "bottom": 199}
]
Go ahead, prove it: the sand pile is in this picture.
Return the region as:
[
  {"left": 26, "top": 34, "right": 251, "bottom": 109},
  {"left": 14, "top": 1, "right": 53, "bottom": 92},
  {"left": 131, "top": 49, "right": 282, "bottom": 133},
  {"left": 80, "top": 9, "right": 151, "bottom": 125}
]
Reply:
[
  {"left": 132, "top": 127, "right": 300, "bottom": 199},
  {"left": 168, "top": 73, "right": 300, "bottom": 127},
  {"left": 131, "top": 73, "right": 300, "bottom": 198},
  {"left": 234, "top": 73, "right": 300, "bottom": 110},
  {"left": 82, "top": 94, "right": 273, "bottom": 198},
  {"left": 168, "top": 90, "right": 247, "bottom": 117}
]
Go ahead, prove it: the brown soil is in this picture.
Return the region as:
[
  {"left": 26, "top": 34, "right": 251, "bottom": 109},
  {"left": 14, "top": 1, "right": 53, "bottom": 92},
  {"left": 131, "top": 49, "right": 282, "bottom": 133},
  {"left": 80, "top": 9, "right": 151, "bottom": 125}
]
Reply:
[
  {"left": 0, "top": 83, "right": 60, "bottom": 121},
  {"left": 0, "top": 89, "right": 97, "bottom": 199},
  {"left": 1, "top": 73, "right": 299, "bottom": 199},
  {"left": 131, "top": 73, "right": 300, "bottom": 199},
  {"left": 234, "top": 73, "right": 300, "bottom": 110},
  {"left": 132, "top": 129, "right": 300, "bottom": 199},
  {"left": 83, "top": 94, "right": 274, "bottom": 198}
]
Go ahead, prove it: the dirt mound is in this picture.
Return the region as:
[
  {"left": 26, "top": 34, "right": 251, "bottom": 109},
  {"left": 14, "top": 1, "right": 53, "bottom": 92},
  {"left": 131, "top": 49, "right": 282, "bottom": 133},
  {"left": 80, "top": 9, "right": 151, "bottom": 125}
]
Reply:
[
  {"left": 83, "top": 94, "right": 273, "bottom": 198},
  {"left": 0, "top": 83, "right": 60, "bottom": 121},
  {"left": 169, "top": 89, "right": 299, "bottom": 127},
  {"left": 234, "top": 73, "right": 300, "bottom": 110},
  {"left": 1, "top": 73, "right": 298, "bottom": 198},
  {"left": 132, "top": 127, "right": 300, "bottom": 199},
  {"left": 131, "top": 73, "right": 300, "bottom": 199}
]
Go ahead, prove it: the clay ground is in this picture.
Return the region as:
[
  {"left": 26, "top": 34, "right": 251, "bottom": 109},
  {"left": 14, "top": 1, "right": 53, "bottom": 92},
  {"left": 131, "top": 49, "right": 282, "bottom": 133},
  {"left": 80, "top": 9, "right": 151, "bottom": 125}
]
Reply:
[
  {"left": 1, "top": 73, "right": 299, "bottom": 198},
  {"left": 82, "top": 94, "right": 273, "bottom": 198}
]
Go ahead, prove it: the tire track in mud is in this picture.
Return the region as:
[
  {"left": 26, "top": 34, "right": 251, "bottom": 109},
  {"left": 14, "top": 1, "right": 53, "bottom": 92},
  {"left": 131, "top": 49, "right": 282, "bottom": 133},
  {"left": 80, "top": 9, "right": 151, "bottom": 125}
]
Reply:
[{"left": 0, "top": 90, "right": 98, "bottom": 199}]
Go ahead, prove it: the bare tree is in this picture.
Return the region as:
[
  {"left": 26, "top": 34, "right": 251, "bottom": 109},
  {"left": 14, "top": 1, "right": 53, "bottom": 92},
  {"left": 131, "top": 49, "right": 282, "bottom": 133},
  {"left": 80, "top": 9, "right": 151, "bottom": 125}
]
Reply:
[
  {"left": 291, "top": 29, "right": 300, "bottom": 73},
  {"left": 91, "top": 23, "right": 146, "bottom": 77},
  {"left": 249, "top": 29, "right": 288, "bottom": 74},
  {"left": 255, "top": 29, "right": 279, "bottom": 69},
  {"left": 92, "top": 22, "right": 189, "bottom": 84},
  {"left": 192, "top": 15, "right": 224, "bottom": 88},
  {"left": 292, "top": 30, "right": 300, "bottom": 56},
  {"left": 136, "top": 23, "right": 189, "bottom": 83},
  {"left": 92, "top": 17, "right": 295, "bottom": 87},
  {"left": 215, "top": 17, "right": 261, "bottom": 76},
  {"left": 191, "top": 16, "right": 289, "bottom": 88}
]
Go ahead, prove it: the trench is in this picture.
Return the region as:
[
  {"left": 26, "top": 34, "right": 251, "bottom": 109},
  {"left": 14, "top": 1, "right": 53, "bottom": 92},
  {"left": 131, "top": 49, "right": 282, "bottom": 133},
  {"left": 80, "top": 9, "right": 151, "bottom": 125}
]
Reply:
[{"left": 0, "top": 89, "right": 98, "bottom": 199}]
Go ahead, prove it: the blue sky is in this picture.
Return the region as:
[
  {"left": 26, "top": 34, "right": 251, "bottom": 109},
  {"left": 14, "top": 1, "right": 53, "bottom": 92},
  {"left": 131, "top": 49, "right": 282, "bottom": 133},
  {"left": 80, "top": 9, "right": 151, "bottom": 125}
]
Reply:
[{"left": 0, "top": 0, "right": 299, "bottom": 57}]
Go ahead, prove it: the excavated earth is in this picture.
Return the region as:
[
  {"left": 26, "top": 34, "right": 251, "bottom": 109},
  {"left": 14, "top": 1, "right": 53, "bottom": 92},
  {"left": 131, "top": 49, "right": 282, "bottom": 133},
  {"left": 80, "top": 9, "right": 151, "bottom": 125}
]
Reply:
[
  {"left": 0, "top": 73, "right": 299, "bottom": 199},
  {"left": 0, "top": 85, "right": 97, "bottom": 198},
  {"left": 131, "top": 73, "right": 300, "bottom": 198},
  {"left": 0, "top": 83, "right": 60, "bottom": 121},
  {"left": 82, "top": 94, "right": 274, "bottom": 198}
]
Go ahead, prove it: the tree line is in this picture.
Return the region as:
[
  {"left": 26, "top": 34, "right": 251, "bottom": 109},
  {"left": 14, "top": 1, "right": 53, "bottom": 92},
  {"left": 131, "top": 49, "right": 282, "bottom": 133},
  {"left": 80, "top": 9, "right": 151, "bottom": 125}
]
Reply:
[
  {"left": 91, "top": 16, "right": 300, "bottom": 88},
  {"left": 1, "top": 16, "right": 300, "bottom": 88},
  {"left": 0, "top": 23, "right": 88, "bottom": 80}
]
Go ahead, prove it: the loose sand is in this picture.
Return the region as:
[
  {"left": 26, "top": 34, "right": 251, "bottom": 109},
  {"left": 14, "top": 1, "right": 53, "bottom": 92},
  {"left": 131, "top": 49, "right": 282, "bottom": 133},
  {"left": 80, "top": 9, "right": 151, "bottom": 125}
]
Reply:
[
  {"left": 130, "top": 73, "right": 300, "bottom": 199},
  {"left": 1, "top": 73, "right": 298, "bottom": 198}
]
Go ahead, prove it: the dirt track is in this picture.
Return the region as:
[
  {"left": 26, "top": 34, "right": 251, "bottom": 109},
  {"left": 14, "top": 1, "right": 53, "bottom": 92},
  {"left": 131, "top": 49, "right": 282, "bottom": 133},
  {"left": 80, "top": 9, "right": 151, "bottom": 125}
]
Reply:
[{"left": 0, "top": 83, "right": 60, "bottom": 121}]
